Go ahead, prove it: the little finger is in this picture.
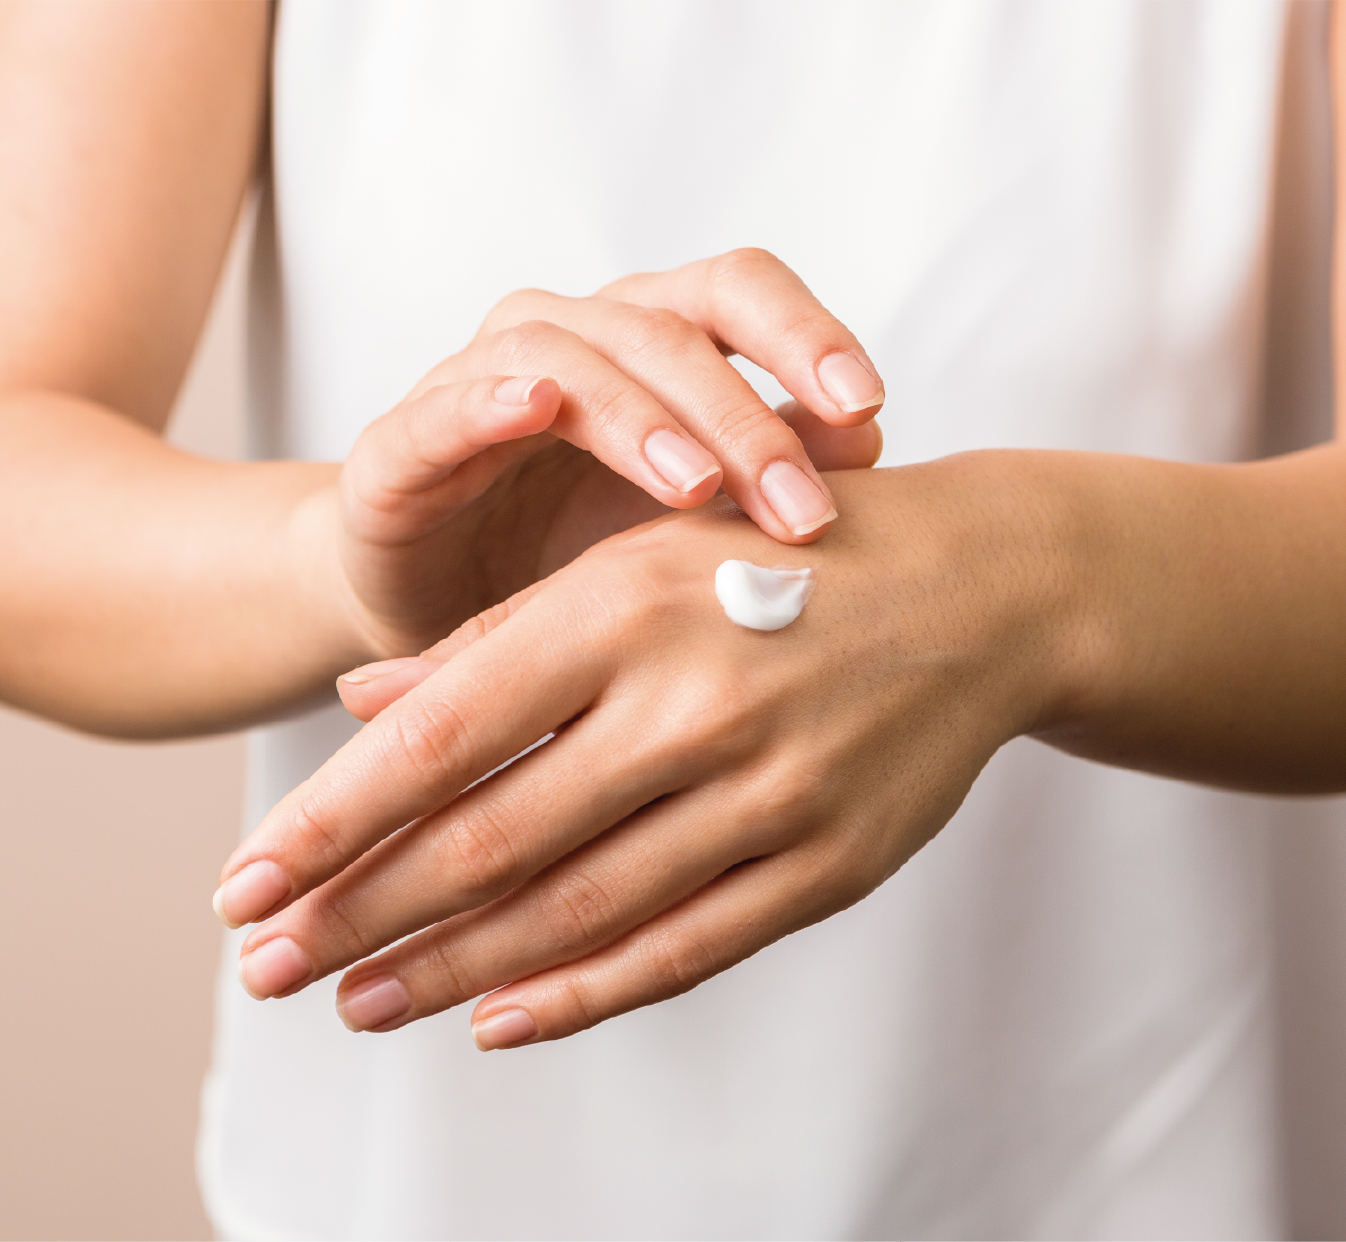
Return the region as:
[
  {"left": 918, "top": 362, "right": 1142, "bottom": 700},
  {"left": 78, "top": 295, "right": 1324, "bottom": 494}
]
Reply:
[
  {"left": 468, "top": 845, "right": 848, "bottom": 1049},
  {"left": 331, "top": 778, "right": 790, "bottom": 1031}
]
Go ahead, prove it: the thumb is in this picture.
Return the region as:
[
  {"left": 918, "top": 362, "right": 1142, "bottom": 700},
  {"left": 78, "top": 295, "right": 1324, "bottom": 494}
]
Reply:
[{"left": 341, "top": 375, "right": 562, "bottom": 547}]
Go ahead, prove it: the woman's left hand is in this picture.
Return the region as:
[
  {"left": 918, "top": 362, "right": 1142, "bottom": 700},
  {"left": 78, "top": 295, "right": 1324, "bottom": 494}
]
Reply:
[{"left": 214, "top": 461, "right": 1083, "bottom": 1044}]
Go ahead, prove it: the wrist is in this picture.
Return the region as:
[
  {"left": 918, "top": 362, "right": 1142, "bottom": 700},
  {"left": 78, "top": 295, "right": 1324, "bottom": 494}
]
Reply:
[
  {"left": 282, "top": 474, "right": 386, "bottom": 672},
  {"left": 868, "top": 450, "right": 1117, "bottom": 745}
]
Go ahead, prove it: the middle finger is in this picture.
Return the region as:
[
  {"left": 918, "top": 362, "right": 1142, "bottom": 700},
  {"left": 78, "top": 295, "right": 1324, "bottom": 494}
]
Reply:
[
  {"left": 488, "top": 290, "right": 840, "bottom": 543},
  {"left": 232, "top": 696, "right": 739, "bottom": 999},
  {"left": 332, "top": 770, "right": 794, "bottom": 1033}
]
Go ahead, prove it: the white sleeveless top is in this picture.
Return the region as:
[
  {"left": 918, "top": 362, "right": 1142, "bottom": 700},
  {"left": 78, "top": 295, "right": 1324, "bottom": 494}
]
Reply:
[{"left": 201, "top": 3, "right": 1307, "bottom": 1236}]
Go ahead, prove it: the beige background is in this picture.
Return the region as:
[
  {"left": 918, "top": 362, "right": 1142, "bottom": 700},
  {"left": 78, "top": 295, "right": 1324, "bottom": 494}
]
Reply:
[{"left": 0, "top": 220, "right": 250, "bottom": 1242}]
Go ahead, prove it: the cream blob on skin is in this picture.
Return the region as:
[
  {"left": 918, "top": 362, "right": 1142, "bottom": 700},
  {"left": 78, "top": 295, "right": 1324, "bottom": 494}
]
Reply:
[{"left": 714, "top": 560, "right": 816, "bottom": 631}]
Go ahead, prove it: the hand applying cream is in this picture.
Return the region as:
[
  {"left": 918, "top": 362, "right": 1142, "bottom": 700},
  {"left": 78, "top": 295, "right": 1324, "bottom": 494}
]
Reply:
[{"left": 714, "top": 560, "right": 816, "bottom": 631}]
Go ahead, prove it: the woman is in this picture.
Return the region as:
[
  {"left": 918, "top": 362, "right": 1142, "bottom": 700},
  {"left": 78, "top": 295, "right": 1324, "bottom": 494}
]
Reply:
[{"left": 2, "top": 1, "right": 1342, "bottom": 1236}]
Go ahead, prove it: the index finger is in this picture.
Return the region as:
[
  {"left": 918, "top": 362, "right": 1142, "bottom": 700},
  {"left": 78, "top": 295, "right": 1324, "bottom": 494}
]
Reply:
[
  {"left": 599, "top": 248, "right": 886, "bottom": 428},
  {"left": 211, "top": 583, "right": 613, "bottom": 928}
]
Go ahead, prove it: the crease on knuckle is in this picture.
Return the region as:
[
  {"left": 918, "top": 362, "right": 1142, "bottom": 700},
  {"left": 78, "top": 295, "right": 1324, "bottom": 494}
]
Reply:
[
  {"left": 540, "top": 868, "right": 621, "bottom": 952},
  {"left": 438, "top": 799, "right": 524, "bottom": 897},
  {"left": 287, "top": 792, "right": 354, "bottom": 873},
  {"left": 643, "top": 924, "right": 718, "bottom": 997},
  {"left": 581, "top": 374, "right": 653, "bottom": 442},
  {"left": 496, "top": 318, "right": 564, "bottom": 369},
  {"left": 702, "top": 396, "right": 780, "bottom": 455},
  {"left": 551, "top": 972, "right": 604, "bottom": 1032},
  {"left": 309, "top": 886, "right": 380, "bottom": 960},
  {"left": 420, "top": 934, "right": 482, "bottom": 1004},
  {"left": 389, "top": 695, "right": 471, "bottom": 790},
  {"left": 614, "top": 305, "right": 701, "bottom": 364},
  {"left": 774, "top": 305, "right": 844, "bottom": 355}
]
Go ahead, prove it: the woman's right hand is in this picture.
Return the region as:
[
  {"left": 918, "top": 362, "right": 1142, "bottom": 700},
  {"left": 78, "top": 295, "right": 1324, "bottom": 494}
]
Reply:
[{"left": 321, "top": 248, "right": 886, "bottom": 660}]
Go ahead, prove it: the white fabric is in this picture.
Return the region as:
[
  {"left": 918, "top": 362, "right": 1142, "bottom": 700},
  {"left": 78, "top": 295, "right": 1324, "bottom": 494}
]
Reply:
[{"left": 201, "top": 3, "right": 1302, "bottom": 1236}]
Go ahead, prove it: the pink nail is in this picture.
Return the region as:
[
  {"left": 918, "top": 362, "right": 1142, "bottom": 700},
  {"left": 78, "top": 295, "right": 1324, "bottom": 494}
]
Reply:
[
  {"left": 212, "top": 859, "right": 291, "bottom": 929},
  {"left": 817, "top": 352, "right": 883, "bottom": 413},
  {"left": 472, "top": 1007, "right": 539, "bottom": 1051},
  {"left": 337, "top": 974, "right": 412, "bottom": 1032},
  {"left": 494, "top": 376, "right": 545, "bottom": 405},
  {"left": 237, "top": 936, "right": 312, "bottom": 1000},
  {"left": 644, "top": 428, "right": 721, "bottom": 493},
  {"left": 759, "top": 460, "right": 838, "bottom": 535},
  {"left": 338, "top": 656, "right": 423, "bottom": 687}
]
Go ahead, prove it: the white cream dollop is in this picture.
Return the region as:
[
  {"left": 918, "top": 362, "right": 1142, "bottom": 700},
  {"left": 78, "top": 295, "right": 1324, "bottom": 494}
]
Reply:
[{"left": 714, "top": 560, "right": 816, "bottom": 631}]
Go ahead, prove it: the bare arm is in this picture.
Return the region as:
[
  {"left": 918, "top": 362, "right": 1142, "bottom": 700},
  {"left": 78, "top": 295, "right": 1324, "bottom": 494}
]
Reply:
[
  {"left": 0, "top": 0, "right": 358, "bottom": 736},
  {"left": 210, "top": 9, "right": 1346, "bottom": 1040},
  {"left": 0, "top": 2, "right": 887, "bottom": 738}
]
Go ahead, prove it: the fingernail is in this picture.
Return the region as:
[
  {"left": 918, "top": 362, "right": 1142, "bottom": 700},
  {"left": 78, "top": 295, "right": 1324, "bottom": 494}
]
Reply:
[
  {"left": 472, "top": 1007, "right": 539, "bottom": 1051},
  {"left": 760, "top": 460, "right": 838, "bottom": 535},
  {"left": 644, "top": 428, "right": 721, "bottom": 493},
  {"left": 237, "top": 936, "right": 312, "bottom": 1000},
  {"left": 817, "top": 352, "right": 883, "bottom": 413},
  {"left": 213, "top": 859, "right": 291, "bottom": 929},
  {"left": 337, "top": 974, "right": 412, "bottom": 1032},
  {"left": 337, "top": 656, "right": 423, "bottom": 687},
  {"left": 494, "top": 375, "right": 545, "bottom": 405}
]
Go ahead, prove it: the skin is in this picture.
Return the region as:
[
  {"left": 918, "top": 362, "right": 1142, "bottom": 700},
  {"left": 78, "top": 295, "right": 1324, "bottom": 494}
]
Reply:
[
  {"left": 0, "top": 1, "right": 881, "bottom": 737},
  {"left": 4, "top": 2, "right": 1346, "bottom": 1049}
]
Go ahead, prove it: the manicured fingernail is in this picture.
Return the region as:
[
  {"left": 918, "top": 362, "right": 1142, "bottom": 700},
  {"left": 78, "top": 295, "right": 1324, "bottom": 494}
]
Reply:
[
  {"left": 494, "top": 375, "right": 545, "bottom": 405},
  {"left": 212, "top": 859, "right": 291, "bottom": 929},
  {"left": 817, "top": 352, "right": 883, "bottom": 413},
  {"left": 644, "top": 428, "right": 721, "bottom": 493},
  {"left": 472, "top": 1007, "right": 539, "bottom": 1051},
  {"left": 337, "top": 974, "right": 412, "bottom": 1032},
  {"left": 760, "top": 460, "right": 838, "bottom": 535},
  {"left": 337, "top": 656, "right": 423, "bottom": 687},
  {"left": 237, "top": 936, "right": 312, "bottom": 1000}
]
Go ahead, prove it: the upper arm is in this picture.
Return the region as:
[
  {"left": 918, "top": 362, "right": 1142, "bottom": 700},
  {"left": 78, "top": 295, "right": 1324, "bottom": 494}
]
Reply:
[
  {"left": 0, "top": 0, "right": 269, "bottom": 431},
  {"left": 1331, "top": 0, "right": 1346, "bottom": 438}
]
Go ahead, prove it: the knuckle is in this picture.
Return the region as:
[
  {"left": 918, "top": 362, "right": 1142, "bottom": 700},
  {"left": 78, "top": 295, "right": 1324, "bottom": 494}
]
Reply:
[
  {"left": 435, "top": 799, "right": 524, "bottom": 897},
  {"left": 481, "top": 287, "right": 547, "bottom": 334},
  {"left": 703, "top": 396, "right": 780, "bottom": 454},
  {"left": 420, "top": 934, "right": 484, "bottom": 1004},
  {"left": 614, "top": 305, "right": 701, "bottom": 361},
  {"left": 642, "top": 924, "right": 718, "bottom": 996},
  {"left": 716, "top": 246, "right": 780, "bottom": 279},
  {"left": 754, "top": 757, "right": 827, "bottom": 822},
  {"left": 307, "top": 885, "right": 379, "bottom": 960},
  {"left": 388, "top": 696, "right": 470, "bottom": 789},
  {"left": 776, "top": 304, "right": 844, "bottom": 353},
  {"left": 550, "top": 973, "right": 604, "bottom": 1033},
  {"left": 708, "top": 246, "right": 781, "bottom": 289},
  {"left": 287, "top": 790, "right": 354, "bottom": 873},
  {"left": 668, "top": 663, "right": 757, "bottom": 752},
  {"left": 495, "top": 318, "right": 563, "bottom": 368},
  {"left": 579, "top": 373, "right": 653, "bottom": 442},
  {"left": 539, "top": 868, "right": 622, "bottom": 952}
]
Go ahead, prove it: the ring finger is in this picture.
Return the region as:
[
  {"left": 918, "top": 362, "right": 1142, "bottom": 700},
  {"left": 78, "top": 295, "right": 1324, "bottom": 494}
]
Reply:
[{"left": 331, "top": 774, "right": 795, "bottom": 1033}]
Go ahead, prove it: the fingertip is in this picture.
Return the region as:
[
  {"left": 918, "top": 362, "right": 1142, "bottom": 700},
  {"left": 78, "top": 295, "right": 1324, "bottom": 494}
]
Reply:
[
  {"left": 484, "top": 375, "right": 562, "bottom": 441},
  {"left": 816, "top": 352, "right": 885, "bottom": 423},
  {"left": 337, "top": 656, "right": 437, "bottom": 721},
  {"left": 213, "top": 858, "right": 292, "bottom": 929},
  {"left": 643, "top": 427, "right": 723, "bottom": 500}
]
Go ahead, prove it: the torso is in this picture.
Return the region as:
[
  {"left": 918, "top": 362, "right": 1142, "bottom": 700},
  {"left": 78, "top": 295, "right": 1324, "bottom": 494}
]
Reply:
[{"left": 204, "top": 4, "right": 1295, "bottom": 1236}]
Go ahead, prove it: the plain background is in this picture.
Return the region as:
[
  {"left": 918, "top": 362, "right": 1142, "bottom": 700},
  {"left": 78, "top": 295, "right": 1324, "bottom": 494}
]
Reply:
[{"left": 5, "top": 8, "right": 1346, "bottom": 1236}]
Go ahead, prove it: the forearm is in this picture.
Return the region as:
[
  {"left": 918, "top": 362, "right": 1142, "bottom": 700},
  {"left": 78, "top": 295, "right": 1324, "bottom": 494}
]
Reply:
[
  {"left": 1025, "top": 442, "right": 1346, "bottom": 792},
  {"left": 0, "top": 391, "right": 369, "bottom": 737}
]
